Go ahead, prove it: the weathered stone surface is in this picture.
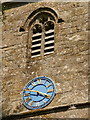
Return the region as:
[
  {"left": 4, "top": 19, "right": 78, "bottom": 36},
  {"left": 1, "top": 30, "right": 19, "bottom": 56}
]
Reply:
[
  {"left": 1, "top": 1, "right": 89, "bottom": 119},
  {"left": 28, "top": 108, "right": 88, "bottom": 118}
]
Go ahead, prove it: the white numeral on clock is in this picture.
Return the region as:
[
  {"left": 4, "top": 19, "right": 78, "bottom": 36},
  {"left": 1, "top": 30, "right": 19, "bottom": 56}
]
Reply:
[
  {"left": 37, "top": 79, "right": 41, "bottom": 84},
  {"left": 42, "top": 100, "right": 46, "bottom": 103},
  {"left": 36, "top": 102, "right": 39, "bottom": 106},
  {"left": 32, "top": 82, "right": 36, "bottom": 86}
]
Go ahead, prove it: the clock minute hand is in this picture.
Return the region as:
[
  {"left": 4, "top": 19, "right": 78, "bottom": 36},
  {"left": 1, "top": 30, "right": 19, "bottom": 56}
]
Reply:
[
  {"left": 37, "top": 91, "right": 51, "bottom": 98},
  {"left": 24, "top": 89, "right": 50, "bottom": 98}
]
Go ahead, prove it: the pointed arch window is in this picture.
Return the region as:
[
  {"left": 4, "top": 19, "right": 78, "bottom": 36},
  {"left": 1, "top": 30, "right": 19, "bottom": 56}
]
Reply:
[
  {"left": 30, "top": 13, "right": 55, "bottom": 58},
  {"left": 31, "top": 24, "right": 42, "bottom": 58},
  {"left": 20, "top": 7, "right": 64, "bottom": 59}
]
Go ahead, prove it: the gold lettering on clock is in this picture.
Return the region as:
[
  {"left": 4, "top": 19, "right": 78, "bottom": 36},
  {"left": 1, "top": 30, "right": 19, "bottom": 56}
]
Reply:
[
  {"left": 25, "top": 97, "right": 31, "bottom": 103},
  {"left": 30, "top": 101, "right": 34, "bottom": 106}
]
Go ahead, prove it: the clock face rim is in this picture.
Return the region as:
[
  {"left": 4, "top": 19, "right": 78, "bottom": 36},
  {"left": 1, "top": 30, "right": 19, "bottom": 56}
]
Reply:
[{"left": 22, "top": 76, "right": 56, "bottom": 110}]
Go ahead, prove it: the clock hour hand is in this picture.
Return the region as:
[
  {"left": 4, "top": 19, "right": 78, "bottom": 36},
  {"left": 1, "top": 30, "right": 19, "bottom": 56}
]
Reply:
[{"left": 23, "top": 89, "right": 51, "bottom": 98}]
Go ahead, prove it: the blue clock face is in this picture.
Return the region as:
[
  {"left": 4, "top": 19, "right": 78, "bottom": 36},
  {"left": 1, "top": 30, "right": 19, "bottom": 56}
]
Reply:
[{"left": 22, "top": 76, "right": 56, "bottom": 110}]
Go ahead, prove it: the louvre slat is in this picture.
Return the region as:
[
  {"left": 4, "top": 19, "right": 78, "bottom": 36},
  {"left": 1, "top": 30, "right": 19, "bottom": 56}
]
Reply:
[
  {"left": 31, "top": 54, "right": 40, "bottom": 58},
  {"left": 31, "top": 29, "right": 54, "bottom": 58},
  {"left": 31, "top": 49, "right": 41, "bottom": 53},
  {"left": 32, "top": 43, "right": 41, "bottom": 48},
  {"left": 44, "top": 51, "right": 54, "bottom": 55},
  {"left": 45, "top": 40, "right": 54, "bottom": 44},
  {"left": 32, "top": 38, "right": 41, "bottom": 42},
  {"left": 45, "top": 29, "right": 54, "bottom": 34},
  {"left": 45, "top": 35, "right": 54, "bottom": 39},
  {"left": 44, "top": 46, "right": 54, "bottom": 50},
  {"left": 32, "top": 33, "right": 42, "bottom": 37}
]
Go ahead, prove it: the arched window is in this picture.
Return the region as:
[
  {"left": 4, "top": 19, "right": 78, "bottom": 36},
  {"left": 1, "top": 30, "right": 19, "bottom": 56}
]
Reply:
[
  {"left": 20, "top": 7, "right": 64, "bottom": 59},
  {"left": 30, "top": 13, "right": 55, "bottom": 58},
  {"left": 44, "top": 21, "right": 54, "bottom": 56},
  {"left": 31, "top": 24, "right": 42, "bottom": 58}
]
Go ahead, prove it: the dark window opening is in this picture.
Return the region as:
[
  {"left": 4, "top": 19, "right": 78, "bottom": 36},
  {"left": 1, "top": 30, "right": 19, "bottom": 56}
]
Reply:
[
  {"left": 31, "top": 46, "right": 41, "bottom": 51},
  {"left": 45, "top": 31, "right": 54, "bottom": 37},
  {"left": 32, "top": 35, "right": 41, "bottom": 40},
  {"left": 33, "top": 24, "right": 42, "bottom": 34},
  {"left": 45, "top": 22, "right": 54, "bottom": 31},
  {"left": 45, "top": 43, "right": 54, "bottom": 47},
  {"left": 32, "top": 40, "right": 41, "bottom": 45},
  {"left": 31, "top": 51, "right": 40, "bottom": 56},
  {"left": 44, "top": 48, "right": 54, "bottom": 53},
  {"left": 45, "top": 37, "right": 54, "bottom": 42}
]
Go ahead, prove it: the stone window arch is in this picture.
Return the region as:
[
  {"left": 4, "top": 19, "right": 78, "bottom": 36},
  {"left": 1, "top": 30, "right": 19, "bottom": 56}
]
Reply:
[
  {"left": 20, "top": 7, "right": 64, "bottom": 59},
  {"left": 30, "top": 15, "right": 55, "bottom": 58}
]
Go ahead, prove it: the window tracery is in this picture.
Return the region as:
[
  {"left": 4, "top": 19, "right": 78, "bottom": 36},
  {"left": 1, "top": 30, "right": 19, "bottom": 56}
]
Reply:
[
  {"left": 19, "top": 7, "right": 64, "bottom": 59},
  {"left": 30, "top": 13, "right": 55, "bottom": 58}
]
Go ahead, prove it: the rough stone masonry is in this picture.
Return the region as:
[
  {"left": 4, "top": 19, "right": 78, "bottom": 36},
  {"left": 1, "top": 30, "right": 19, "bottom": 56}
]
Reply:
[{"left": 1, "top": 1, "right": 90, "bottom": 119}]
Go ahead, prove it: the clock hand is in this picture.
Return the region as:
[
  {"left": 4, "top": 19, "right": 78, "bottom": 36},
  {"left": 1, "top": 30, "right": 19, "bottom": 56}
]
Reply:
[
  {"left": 36, "top": 91, "right": 51, "bottom": 98},
  {"left": 23, "top": 89, "right": 51, "bottom": 98}
]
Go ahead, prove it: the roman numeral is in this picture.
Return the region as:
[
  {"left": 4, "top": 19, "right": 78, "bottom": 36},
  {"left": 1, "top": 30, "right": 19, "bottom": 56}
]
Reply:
[
  {"left": 32, "top": 82, "right": 36, "bottom": 86},
  {"left": 46, "top": 83, "right": 52, "bottom": 88},
  {"left": 25, "top": 97, "right": 31, "bottom": 103},
  {"left": 24, "top": 93, "right": 30, "bottom": 97},
  {"left": 44, "top": 80, "right": 46, "bottom": 84},
  {"left": 42, "top": 100, "right": 46, "bottom": 103},
  {"left": 47, "top": 89, "right": 53, "bottom": 93},
  {"left": 37, "top": 79, "right": 41, "bottom": 84},
  {"left": 36, "top": 102, "right": 39, "bottom": 106},
  {"left": 30, "top": 101, "right": 34, "bottom": 106}
]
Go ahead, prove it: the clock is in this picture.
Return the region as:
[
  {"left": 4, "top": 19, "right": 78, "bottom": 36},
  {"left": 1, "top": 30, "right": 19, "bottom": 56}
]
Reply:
[{"left": 22, "top": 76, "right": 56, "bottom": 110}]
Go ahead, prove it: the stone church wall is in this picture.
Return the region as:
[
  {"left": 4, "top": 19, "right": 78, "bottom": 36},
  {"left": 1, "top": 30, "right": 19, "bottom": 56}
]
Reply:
[{"left": 1, "top": 2, "right": 89, "bottom": 119}]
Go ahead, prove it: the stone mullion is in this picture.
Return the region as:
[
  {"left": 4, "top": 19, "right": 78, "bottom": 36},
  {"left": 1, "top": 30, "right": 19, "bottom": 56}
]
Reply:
[{"left": 41, "top": 24, "right": 45, "bottom": 58}]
